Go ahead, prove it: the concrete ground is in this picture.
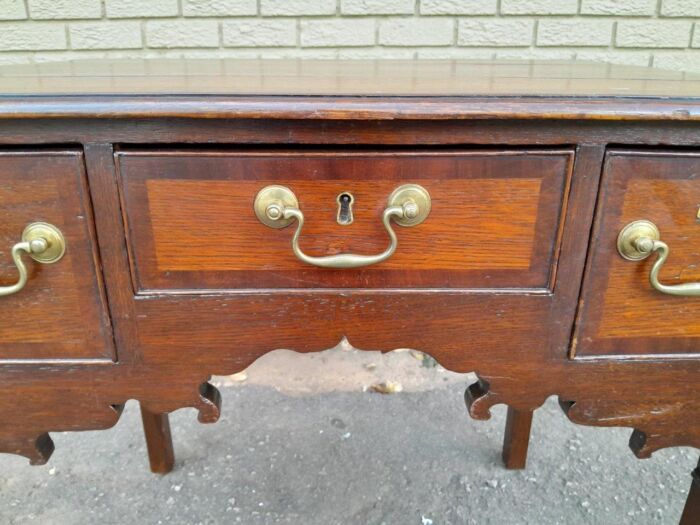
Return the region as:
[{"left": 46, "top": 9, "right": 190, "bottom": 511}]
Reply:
[{"left": 0, "top": 347, "right": 697, "bottom": 525}]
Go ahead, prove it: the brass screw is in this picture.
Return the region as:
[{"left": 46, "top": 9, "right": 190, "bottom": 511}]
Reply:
[
  {"left": 266, "top": 203, "right": 283, "bottom": 221},
  {"left": 29, "top": 238, "right": 48, "bottom": 254},
  {"left": 403, "top": 201, "right": 419, "bottom": 219},
  {"left": 634, "top": 236, "right": 654, "bottom": 254}
]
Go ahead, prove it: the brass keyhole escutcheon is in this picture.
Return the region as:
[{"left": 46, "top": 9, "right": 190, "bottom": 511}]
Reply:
[{"left": 336, "top": 192, "right": 354, "bottom": 225}]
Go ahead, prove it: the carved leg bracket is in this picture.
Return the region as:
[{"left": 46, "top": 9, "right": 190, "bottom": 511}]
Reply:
[
  {"left": 0, "top": 404, "right": 121, "bottom": 467},
  {"left": 0, "top": 432, "right": 55, "bottom": 465},
  {"left": 196, "top": 382, "right": 222, "bottom": 424},
  {"left": 464, "top": 379, "right": 499, "bottom": 420},
  {"left": 464, "top": 379, "right": 539, "bottom": 470},
  {"left": 136, "top": 381, "right": 222, "bottom": 474}
]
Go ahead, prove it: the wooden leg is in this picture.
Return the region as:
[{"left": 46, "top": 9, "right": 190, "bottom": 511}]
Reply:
[
  {"left": 502, "top": 406, "right": 533, "bottom": 470},
  {"left": 140, "top": 404, "right": 175, "bottom": 474},
  {"left": 680, "top": 458, "right": 700, "bottom": 525}
]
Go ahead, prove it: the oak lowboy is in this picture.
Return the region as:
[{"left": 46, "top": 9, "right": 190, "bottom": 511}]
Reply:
[{"left": 0, "top": 59, "right": 698, "bottom": 521}]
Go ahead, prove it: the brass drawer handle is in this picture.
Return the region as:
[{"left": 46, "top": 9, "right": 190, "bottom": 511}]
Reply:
[
  {"left": 0, "top": 222, "right": 66, "bottom": 297},
  {"left": 254, "top": 184, "right": 430, "bottom": 269},
  {"left": 617, "top": 219, "right": 700, "bottom": 296}
]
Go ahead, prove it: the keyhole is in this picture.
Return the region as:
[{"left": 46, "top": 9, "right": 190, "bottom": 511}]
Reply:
[{"left": 336, "top": 192, "right": 354, "bottom": 225}]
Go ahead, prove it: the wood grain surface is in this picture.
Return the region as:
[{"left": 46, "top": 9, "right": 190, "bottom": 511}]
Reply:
[
  {"left": 575, "top": 150, "right": 700, "bottom": 357},
  {"left": 0, "top": 150, "right": 114, "bottom": 361},
  {"left": 118, "top": 149, "right": 571, "bottom": 291}
]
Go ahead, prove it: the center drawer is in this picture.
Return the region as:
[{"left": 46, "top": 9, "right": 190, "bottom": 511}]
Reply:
[{"left": 117, "top": 148, "right": 572, "bottom": 293}]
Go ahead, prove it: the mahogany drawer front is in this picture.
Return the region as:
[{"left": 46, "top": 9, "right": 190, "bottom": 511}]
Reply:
[
  {"left": 0, "top": 150, "right": 114, "bottom": 361},
  {"left": 575, "top": 150, "right": 700, "bottom": 357},
  {"left": 117, "top": 148, "right": 573, "bottom": 292}
]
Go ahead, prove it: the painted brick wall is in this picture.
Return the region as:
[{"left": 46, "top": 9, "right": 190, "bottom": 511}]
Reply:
[{"left": 0, "top": 0, "right": 699, "bottom": 72}]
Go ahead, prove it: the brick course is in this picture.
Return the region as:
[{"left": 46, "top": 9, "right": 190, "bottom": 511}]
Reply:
[
  {"left": 458, "top": 19, "right": 535, "bottom": 47},
  {"left": 106, "top": 0, "right": 178, "bottom": 18},
  {"left": 146, "top": 20, "right": 219, "bottom": 48},
  {"left": 617, "top": 20, "right": 693, "bottom": 48},
  {"left": 0, "top": 23, "right": 66, "bottom": 50},
  {"left": 28, "top": 0, "right": 103, "bottom": 19},
  {"left": 420, "top": 0, "right": 496, "bottom": 15},
  {"left": 341, "top": 0, "right": 414, "bottom": 15},
  {"left": 0, "top": 0, "right": 698, "bottom": 73},
  {"left": 0, "top": 1, "right": 26, "bottom": 21},
  {"left": 380, "top": 18, "right": 453, "bottom": 46},
  {"left": 260, "top": 0, "right": 336, "bottom": 16},
  {"left": 224, "top": 19, "right": 297, "bottom": 47},
  {"left": 580, "top": 0, "right": 656, "bottom": 16},
  {"left": 70, "top": 21, "right": 142, "bottom": 49},
  {"left": 501, "top": 0, "right": 578, "bottom": 15},
  {"left": 302, "top": 19, "right": 375, "bottom": 46},
  {"left": 538, "top": 19, "right": 614, "bottom": 47},
  {"left": 661, "top": 0, "right": 700, "bottom": 17},
  {"left": 182, "top": 0, "right": 256, "bottom": 17}
]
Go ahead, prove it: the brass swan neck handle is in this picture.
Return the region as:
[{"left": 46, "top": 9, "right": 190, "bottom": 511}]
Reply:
[
  {"left": 0, "top": 222, "right": 66, "bottom": 298},
  {"left": 254, "top": 184, "right": 430, "bottom": 269},
  {"left": 617, "top": 219, "right": 700, "bottom": 296}
]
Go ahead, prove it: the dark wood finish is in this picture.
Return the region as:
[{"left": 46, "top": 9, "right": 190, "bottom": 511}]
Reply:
[
  {"left": 118, "top": 148, "right": 571, "bottom": 291},
  {"left": 0, "top": 59, "right": 697, "bottom": 523},
  {"left": 140, "top": 404, "right": 175, "bottom": 475},
  {"left": 0, "top": 150, "right": 114, "bottom": 361},
  {"left": 502, "top": 407, "right": 534, "bottom": 470},
  {"left": 680, "top": 459, "right": 700, "bottom": 525},
  {"left": 575, "top": 150, "right": 700, "bottom": 356},
  {"left": 4, "top": 96, "right": 700, "bottom": 122},
  {"left": 3, "top": 118, "right": 700, "bottom": 149}
]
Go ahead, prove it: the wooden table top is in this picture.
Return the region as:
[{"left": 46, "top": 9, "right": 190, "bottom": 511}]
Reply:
[
  {"left": 0, "top": 59, "right": 699, "bottom": 120},
  {"left": 1, "top": 58, "right": 699, "bottom": 97}
]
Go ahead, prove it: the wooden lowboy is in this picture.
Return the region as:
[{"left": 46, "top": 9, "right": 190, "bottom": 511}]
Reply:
[{"left": 0, "top": 59, "right": 697, "bottom": 522}]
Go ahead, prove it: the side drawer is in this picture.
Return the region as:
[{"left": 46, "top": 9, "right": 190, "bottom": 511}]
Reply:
[
  {"left": 0, "top": 150, "right": 114, "bottom": 361},
  {"left": 574, "top": 149, "right": 700, "bottom": 357},
  {"left": 117, "top": 148, "right": 573, "bottom": 293}
]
